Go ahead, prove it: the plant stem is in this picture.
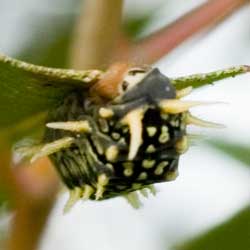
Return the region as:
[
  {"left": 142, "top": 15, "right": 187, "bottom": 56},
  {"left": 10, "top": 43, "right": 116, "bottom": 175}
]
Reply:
[
  {"left": 0, "top": 137, "right": 59, "bottom": 250},
  {"left": 7, "top": 158, "right": 59, "bottom": 250},
  {"left": 123, "top": 0, "right": 247, "bottom": 64},
  {"left": 0, "top": 140, "right": 18, "bottom": 205},
  {"left": 70, "top": 0, "right": 123, "bottom": 70}
]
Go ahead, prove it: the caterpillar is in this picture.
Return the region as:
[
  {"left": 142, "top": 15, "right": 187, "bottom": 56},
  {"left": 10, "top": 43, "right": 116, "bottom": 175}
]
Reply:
[{"left": 17, "top": 63, "right": 221, "bottom": 212}]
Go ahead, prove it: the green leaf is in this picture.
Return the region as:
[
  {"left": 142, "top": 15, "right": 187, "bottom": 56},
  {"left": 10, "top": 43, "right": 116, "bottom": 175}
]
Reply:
[
  {"left": 0, "top": 190, "right": 9, "bottom": 214},
  {"left": 0, "top": 191, "right": 8, "bottom": 208},
  {"left": 207, "top": 139, "right": 250, "bottom": 167},
  {"left": 7, "top": 0, "right": 81, "bottom": 68},
  {"left": 0, "top": 54, "right": 102, "bottom": 139},
  {"left": 176, "top": 206, "right": 250, "bottom": 250},
  {"left": 171, "top": 65, "right": 250, "bottom": 90}
]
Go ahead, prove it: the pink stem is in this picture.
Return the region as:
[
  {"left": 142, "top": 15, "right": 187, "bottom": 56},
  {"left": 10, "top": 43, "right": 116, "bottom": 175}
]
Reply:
[{"left": 122, "top": 0, "right": 247, "bottom": 64}]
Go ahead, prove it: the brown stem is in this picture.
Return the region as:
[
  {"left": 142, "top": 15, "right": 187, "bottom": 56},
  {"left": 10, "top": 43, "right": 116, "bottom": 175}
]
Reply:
[
  {"left": 0, "top": 137, "right": 59, "bottom": 250},
  {"left": 7, "top": 158, "right": 59, "bottom": 250},
  {"left": 70, "top": 0, "right": 123, "bottom": 70},
  {"left": 0, "top": 140, "right": 18, "bottom": 204},
  {"left": 121, "top": 0, "right": 248, "bottom": 64}
]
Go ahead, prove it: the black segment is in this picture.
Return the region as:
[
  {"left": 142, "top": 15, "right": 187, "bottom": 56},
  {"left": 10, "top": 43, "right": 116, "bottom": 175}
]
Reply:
[{"left": 44, "top": 67, "right": 186, "bottom": 200}]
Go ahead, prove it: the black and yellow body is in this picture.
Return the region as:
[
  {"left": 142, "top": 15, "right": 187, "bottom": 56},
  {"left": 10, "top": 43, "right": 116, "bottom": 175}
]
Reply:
[{"left": 44, "top": 68, "right": 187, "bottom": 201}]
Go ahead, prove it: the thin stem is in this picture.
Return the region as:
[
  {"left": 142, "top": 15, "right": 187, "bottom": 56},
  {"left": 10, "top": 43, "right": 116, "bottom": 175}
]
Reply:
[
  {"left": 123, "top": 0, "right": 247, "bottom": 64},
  {"left": 0, "top": 137, "right": 59, "bottom": 250},
  {"left": 70, "top": 0, "right": 123, "bottom": 70},
  {"left": 0, "top": 139, "right": 18, "bottom": 205},
  {"left": 7, "top": 158, "right": 59, "bottom": 250}
]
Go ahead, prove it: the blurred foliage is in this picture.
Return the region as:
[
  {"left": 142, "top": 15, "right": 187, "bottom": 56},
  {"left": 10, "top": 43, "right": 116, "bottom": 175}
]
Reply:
[
  {"left": 0, "top": 1, "right": 249, "bottom": 250},
  {"left": 123, "top": 14, "right": 153, "bottom": 39},
  {"left": 0, "top": 190, "right": 8, "bottom": 210},
  {"left": 15, "top": 4, "right": 154, "bottom": 68},
  {"left": 208, "top": 139, "right": 250, "bottom": 167},
  {"left": 17, "top": 17, "right": 75, "bottom": 68},
  {"left": 176, "top": 206, "right": 250, "bottom": 250},
  {"left": 12, "top": 0, "right": 81, "bottom": 68}
]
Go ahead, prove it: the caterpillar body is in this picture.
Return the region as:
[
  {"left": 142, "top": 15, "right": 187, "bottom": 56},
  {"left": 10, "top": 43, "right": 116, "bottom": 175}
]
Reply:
[{"left": 19, "top": 65, "right": 219, "bottom": 211}]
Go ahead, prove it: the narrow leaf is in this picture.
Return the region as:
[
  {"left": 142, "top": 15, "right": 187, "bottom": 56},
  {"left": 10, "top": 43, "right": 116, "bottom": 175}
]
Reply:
[
  {"left": 0, "top": 54, "right": 102, "bottom": 133},
  {"left": 171, "top": 65, "right": 250, "bottom": 90}
]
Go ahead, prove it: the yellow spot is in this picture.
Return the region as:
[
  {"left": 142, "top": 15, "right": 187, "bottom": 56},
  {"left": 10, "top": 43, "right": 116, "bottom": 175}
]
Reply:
[
  {"left": 138, "top": 172, "right": 148, "bottom": 180},
  {"left": 161, "top": 113, "right": 169, "bottom": 120},
  {"left": 99, "top": 107, "right": 114, "bottom": 118},
  {"left": 142, "top": 159, "right": 155, "bottom": 169},
  {"left": 112, "top": 132, "right": 121, "bottom": 140},
  {"left": 170, "top": 120, "right": 180, "bottom": 127},
  {"left": 154, "top": 167, "right": 163, "bottom": 175},
  {"left": 124, "top": 168, "right": 133, "bottom": 177},
  {"left": 159, "top": 134, "right": 169, "bottom": 144},
  {"left": 146, "top": 126, "right": 157, "bottom": 137},
  {"left": 123, "top": 162, "right": 134, "bottom": 169},
  {"left": 118, "top": 138, "right": 126, "bottom": 146},
  {"left": 159, "top": 126, "right": 170, "bottom": 144},
  {"left": 154, "top": 161, "right": 169, "bottom": 175},
  {"left": 165, "top": 170, "right": 179, "bottom": 181},
  {"left": 175, "top": 136, "right": 188, "bottom": 154},
  {"left": 105, "top": 145, "right": 119, "bottom": 162},
  {"left": 162, "top": 126, "right": 168, "bottom": 132},
  {"left": 106, "top": 163, "right": 114, "bottom": 172},
  {"left": 98, "top": 174, "right": 109, "bottom": 186},
  {"left": 98, "top": 119, "right": 109, "bottom": 133},
  {"left": 122, "top": 127, "right": 129, "bottom": 134},
  {"left": 146, "top": 145, "right": 156, "bottom": 153}
]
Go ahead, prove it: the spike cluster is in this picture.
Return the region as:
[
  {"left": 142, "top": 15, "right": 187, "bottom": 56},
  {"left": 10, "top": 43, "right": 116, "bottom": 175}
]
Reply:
[{"left": 16, "top": 66, "right": 224, "bottom": 211}]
